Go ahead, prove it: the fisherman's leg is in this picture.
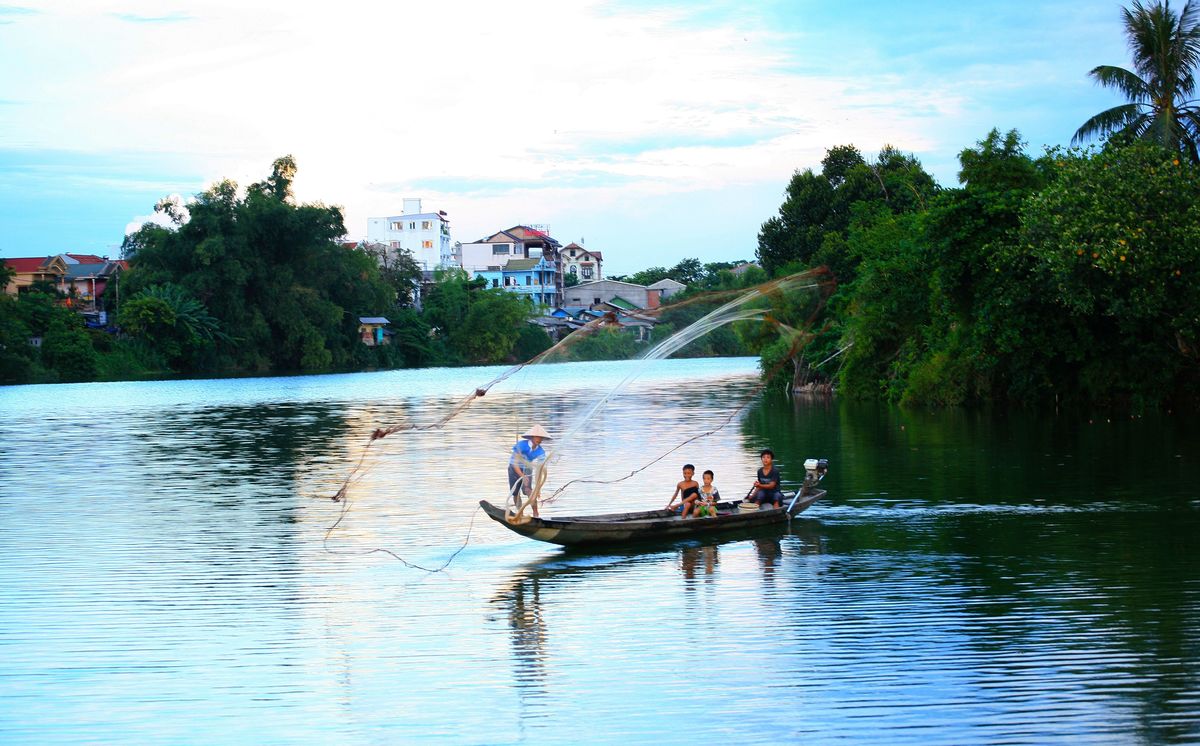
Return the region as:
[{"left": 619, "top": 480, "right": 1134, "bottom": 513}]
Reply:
[
  {"left": 507, "top": 467, "right": 523, "bottom": 509},
  {"left": 522, "top": 477, "right": 539, "bottom": 517}
]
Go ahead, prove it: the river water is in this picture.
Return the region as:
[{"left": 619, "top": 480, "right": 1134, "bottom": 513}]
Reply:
[{"left": 0, "top": 357, "right": 1197, "bottom": 744}]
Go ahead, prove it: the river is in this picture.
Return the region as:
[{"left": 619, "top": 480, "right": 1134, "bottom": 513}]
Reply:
[{"left": 0, "top": 357, "right": 1197, "bottom": 744}]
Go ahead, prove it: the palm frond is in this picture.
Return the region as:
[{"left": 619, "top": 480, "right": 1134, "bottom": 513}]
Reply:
[
  {"left": 1073, "top": 103, "right": 1147, "bottom": 144},
  {"left": 1088, "top": 64, "right": 1152, "bottom": 99},
  {"left": 1176, "top": 1, "right": 1200, "bottom": 78}
]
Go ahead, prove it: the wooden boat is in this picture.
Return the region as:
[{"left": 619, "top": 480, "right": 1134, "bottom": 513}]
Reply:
[{"left": 481, "top": 458, "right": 829, "bottom": 547}]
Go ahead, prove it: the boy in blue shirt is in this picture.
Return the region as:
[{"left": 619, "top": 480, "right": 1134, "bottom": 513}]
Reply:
[{"left": 750, "top": 449, "right": 783, "bottom": 509}]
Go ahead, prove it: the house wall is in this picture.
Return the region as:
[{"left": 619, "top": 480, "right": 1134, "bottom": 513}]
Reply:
[
  {"left": 562, "top": 280, "right": 654, "bottom": 309},
  {"left": 561, "top": 247, "right": 602, "bottom": 281},
  {"left": 3, "top": 260, "right": 66, "bottom": 296},
  {"left": 366, "top": 198, "right": 452, "bottom": 271},
  {"left": 502, "top": 262, "right": 558, "bottom": 305},
  {"left": 460, "top": 241, "right": 524, "bottom": 274}
]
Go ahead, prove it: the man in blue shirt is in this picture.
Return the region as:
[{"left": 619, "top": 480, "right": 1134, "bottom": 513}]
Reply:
[{"left": 509, "top": 425, "right": 551, "bottom": 517}]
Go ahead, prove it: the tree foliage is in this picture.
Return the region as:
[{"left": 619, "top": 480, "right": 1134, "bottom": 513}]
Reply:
[
  {"left": 1074, "top": 0, "right": 1200, "bottom": 161},
  {"left": 754, "top": 124, "right": 1200, "bottom": 409},
  {"left": 122, "top": 157, "right": 395, "bottom": 373}
]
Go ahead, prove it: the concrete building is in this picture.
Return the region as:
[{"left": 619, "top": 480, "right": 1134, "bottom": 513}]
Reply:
[
  {"left": 460, "top": 225, "right": 564, "bottom": 306},
  {"left": 560, "top": 242, "right": 603, "bottom": 282},
  {"left": 562, "top": 279, "right": 662, "bottom": 311},
  {"left": 366, "top": 198, "right": 453, "bottom": 272},
  {"left": 647, "top": 277, "right": 686, "bottom": 300}
]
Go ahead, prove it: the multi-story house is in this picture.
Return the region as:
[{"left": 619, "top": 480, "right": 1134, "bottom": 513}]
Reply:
[
  {"left": 459, "top": 225, "right": 564, "bottom": 306},
  {"left": 560, "top": 243, "right": 603, "bottom": 282},
  {"left": 366, "top": 198, "right": 453, "bottom": 273}
]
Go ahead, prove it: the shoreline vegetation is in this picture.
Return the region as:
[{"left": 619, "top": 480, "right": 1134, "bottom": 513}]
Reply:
[
  {"left": 1, "top": 134, "right": 1197, "bottom": 412},
  {"left": 2, "top": 2, "right": 1197, "bottom": 411}
]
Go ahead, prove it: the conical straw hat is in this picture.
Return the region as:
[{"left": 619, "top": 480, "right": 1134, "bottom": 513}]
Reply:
[{"left": 522, "top": 424, "right": 552, "bottom": 440}]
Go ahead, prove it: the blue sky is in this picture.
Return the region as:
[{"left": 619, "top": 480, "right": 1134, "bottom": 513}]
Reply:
[{"left": 0, "top": 1, "right": 1129, "bottom": 274}]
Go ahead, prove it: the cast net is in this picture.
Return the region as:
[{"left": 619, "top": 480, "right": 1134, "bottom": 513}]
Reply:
[{"left": 323, "top": 267, "right": 833, "bottom": 562}]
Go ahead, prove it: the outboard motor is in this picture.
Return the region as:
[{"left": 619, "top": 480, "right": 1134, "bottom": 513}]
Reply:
[{"left": 801, "top": 458, "right": 829, "bottom": 495}]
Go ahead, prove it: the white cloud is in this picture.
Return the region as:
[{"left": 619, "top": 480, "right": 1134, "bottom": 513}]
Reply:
[{"left": 0, "top": 0, "right": 1123, "bottom": 269}]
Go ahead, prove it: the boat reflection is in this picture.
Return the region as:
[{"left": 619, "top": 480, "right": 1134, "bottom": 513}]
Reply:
[{"left": 491, "top": 519, "right": 828, "bottom": 712}]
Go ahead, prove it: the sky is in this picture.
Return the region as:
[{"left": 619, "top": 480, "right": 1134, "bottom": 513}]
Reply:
[{"left": 0, "top": 0, "right": 1130, "bottom": 275}]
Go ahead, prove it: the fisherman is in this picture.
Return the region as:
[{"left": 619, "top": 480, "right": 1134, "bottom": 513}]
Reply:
[{"left": 509, "top": 425, "right": 551, "bottom": 517}]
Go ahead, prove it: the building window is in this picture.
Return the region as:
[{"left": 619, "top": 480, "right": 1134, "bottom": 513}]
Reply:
[
  {"left": 492, "top": 244, "right": 508, "bottom": 255},
  {"left": 593, "top": 297, "right": 601, "bottom": 304},
  {"left": 422, "top": 240, "right": 433, "bottom": 249},
  {"left": 391, "top": 221, "right": 402, "bottom": 231},
  {"left": 390, "top": 241, "right": 401, "bottom": 249},
  {"left": 525, "top": 276, "right": 531, "bottom": 285},
  {"left": 492, "top": 279, "right": 499, "bottom": 288},
  {"left": 582, "top": 266, "right": 594, "bottom": 279},
  {"left": 421, "top": 220, "right": 432, "bottom": 229},
  {"left": 408, "top": 222, "right": 416, "bottom": 230}
]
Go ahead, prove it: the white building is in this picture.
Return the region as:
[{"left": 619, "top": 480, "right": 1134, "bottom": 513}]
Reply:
[
  {"left": 560, "top": 242, "right": 603, "bottom": 282},
  {"left": 366, "top": 198, "right": 453, "bottom": 272}
]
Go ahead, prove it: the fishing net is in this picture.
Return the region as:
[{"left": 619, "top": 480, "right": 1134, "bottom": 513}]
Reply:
[{"left": 324, "top": 267, "right": 834, "bottom": 561}]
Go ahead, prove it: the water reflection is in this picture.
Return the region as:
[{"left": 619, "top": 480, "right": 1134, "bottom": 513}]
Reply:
[
  {"left": 2, "top": 361, "right": 1199, "bottom": 743},
  {"left": 680, "top": 544, "right": 719, "bottom": 582}
]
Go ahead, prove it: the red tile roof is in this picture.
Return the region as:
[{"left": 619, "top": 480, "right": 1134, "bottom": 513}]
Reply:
[
  {"left": 4, "top": 257, "right": 50, "bottom": 272},
  {"left": 66, "top": 253, "right": 106, "bottom": 263}
]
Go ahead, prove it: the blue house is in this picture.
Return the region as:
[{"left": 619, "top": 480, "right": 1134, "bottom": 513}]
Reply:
[{"left": 471, "top": 256, "right": 559, "bottom": 306}]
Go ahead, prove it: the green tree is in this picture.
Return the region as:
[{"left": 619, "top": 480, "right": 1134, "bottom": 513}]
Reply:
[
  {"left": 361, "top": 243, "right": 423, "bottom": 307},
  {"left": 836, "top": 208, "right": 930, "bottom": 401},
  {"left": 668, "top": 258, "right": 704, "bottom": 286},
  {"left": 620, "top": 266, "right": 671, "bottom": 287},
  {"left": 564, "top": 326, "right": 639, "bottom": 361},
  {"left": 514, "top": 323, "right": 553, "bottom": 360},
  {"left": 1006, "top": 140, "right": 1200, "bottom": 406},
  {"left": 456, "top": 290, "right": 536, "bottom": 363},
  {"left": 41, "top": 315, "right": 98, "bottom": 382},
  {"left": 757, "top": 144, "right": 936, "bottom": 278},
  {"left": 117, "top": 284, "right": 226, "bottom": 369},
  {"left": 123, "top": 157, "right": 396, "bottom": 373},
  {"left": 0, "top": 295, "right": 36, "bottom": 383},
  {"left": 899, "top": 129, "right": 1051, "bottom": 405},
  {"left": 0, "top": 262, "right": 14, "bottom": 294},
  {"left": 1073, "top": 0, "right": 1200, "bottom": 161}
]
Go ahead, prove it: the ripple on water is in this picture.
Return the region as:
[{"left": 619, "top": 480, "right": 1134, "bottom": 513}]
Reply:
[{"left": 2, "top": 360, "right": 1199, "bottom": 743}]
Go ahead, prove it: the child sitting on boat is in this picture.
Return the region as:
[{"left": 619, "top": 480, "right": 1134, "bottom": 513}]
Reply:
[
  {"left": 665, "top": 464, "right": 701, "bottom": 517},
  {"left": 696, "top": 470, "right": 720, "bottom": 517},
  {"left": 749, "top": 449, "right": 784, "bottom": 509}
]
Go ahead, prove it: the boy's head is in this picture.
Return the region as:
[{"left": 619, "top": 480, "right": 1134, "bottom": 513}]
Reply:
[
  {"left": 682, "top": 463, "right": 695, "bottom": 478},
  {"left": 760, "top": 449, "right": 774, "bottom": 465},
  {"left": 702, "top": 469, "right": 714, "bottom": 484}
]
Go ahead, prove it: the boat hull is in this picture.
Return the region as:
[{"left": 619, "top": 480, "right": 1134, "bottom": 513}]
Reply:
[{"left": 479, "top": 489, "right": 825, "bottom": 547}]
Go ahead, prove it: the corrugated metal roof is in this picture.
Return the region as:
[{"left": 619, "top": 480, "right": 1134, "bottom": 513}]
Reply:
[{"left": 607, "top": 296, "right": 638, "bottom": 310}]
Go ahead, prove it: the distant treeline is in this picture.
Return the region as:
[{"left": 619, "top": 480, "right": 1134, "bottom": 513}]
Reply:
[
  {"left": 0, "top": 158, "right": 560, "bottom": 384},
  {"left": 755, "top": 131, "right": 1200, "bottom": 409},
  {"left": 4, "top": 138, "right": 1197, "bottom": 412}
]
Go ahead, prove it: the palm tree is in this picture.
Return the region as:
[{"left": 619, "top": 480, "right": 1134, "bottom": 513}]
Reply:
[{"left": 1073, "top": 0, "right": 1200, "bottom": 161}]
